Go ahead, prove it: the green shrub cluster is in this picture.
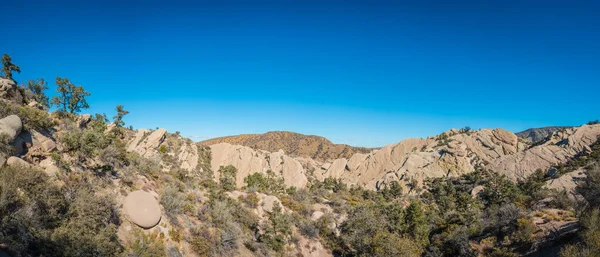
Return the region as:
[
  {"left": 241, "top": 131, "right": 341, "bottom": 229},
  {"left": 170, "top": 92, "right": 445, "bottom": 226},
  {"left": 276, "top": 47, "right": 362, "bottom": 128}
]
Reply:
[{"left": 0, "top": 165, "right": 122, "bottom": 256}]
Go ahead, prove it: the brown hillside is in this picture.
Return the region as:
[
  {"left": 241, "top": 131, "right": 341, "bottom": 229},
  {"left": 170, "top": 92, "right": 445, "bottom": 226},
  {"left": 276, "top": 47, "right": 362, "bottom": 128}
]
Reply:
[{"left": 198, "top": 131, "right": 372, "bottom": 160}]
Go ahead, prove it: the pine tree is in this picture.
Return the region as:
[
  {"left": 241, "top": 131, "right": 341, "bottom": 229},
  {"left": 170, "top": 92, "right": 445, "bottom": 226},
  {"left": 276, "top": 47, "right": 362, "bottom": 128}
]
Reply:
[
  {"left": 1, "top": 53, "right": 20, "bottom": 80},
  {"left": 50, "top": 77, "right": 90, "bottom": 114}
]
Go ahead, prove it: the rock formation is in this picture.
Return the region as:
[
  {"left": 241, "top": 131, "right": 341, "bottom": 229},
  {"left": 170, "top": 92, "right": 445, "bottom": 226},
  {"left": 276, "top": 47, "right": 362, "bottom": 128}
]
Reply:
[
  {"left": 0, "top": 115, "right": 22, "bottom": 142},
  {"left": 208, "top": 125, "right": 600, "bottom": 193},
  {"left": 123, "top": 190, "right": 162, "bottom": 229},
  {"left": 127, "top": 128, "right": 167, "bottom": 158}
]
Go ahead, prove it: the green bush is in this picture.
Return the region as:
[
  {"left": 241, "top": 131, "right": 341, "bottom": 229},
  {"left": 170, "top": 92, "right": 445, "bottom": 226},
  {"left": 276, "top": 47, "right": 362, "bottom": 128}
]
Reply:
[
  {"left": 218, "top": 165, "right": 238, "bottom": 191},
  {"left": 0, "top": 165, "right": 122, "bottom": 256}
]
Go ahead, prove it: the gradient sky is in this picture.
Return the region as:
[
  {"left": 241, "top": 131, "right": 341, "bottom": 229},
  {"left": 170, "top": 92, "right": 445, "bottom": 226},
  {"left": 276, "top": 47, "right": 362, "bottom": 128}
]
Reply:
[{"left": 3, "top": 0, "right": 599, "bottom": 147}]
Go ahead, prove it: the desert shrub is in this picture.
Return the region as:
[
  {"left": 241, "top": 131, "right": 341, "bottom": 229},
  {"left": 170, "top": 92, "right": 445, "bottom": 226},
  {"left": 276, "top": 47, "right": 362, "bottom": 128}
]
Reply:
[
  {"left": 239, "top": 193, "right": 259, "bottom": 208},
  {"left": 299, "top": 219, "right": 319, "bottom": 238},
  {"left": 244, "top": 170, "right": 286, "bottom": 194},
  {"left": 559, "top": 208, "right": 600, "bottom": 256},
  {"left": 0, "top": 165, "right": 122, "bottom": 256},
  {"left": 218, "top": 165, "right": 238, "bottom": 191},
  {"left": 128, "top": 229, "right": 166, "bottom": 257},
  {"left": 160, "top": 184, "right": 185, "bottom": 219}
]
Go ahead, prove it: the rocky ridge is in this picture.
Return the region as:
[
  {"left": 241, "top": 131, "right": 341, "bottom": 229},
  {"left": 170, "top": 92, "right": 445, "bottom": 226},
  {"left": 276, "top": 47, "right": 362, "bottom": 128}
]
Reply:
[{"left": 199, "top": 131, "right": 372, "bottom": 161}]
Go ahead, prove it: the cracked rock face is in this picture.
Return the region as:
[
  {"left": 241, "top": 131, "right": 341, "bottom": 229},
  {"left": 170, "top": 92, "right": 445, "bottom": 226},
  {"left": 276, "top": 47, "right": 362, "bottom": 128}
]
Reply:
[{"left": 123, "top": 190, "right": 161, "bottom": 229}]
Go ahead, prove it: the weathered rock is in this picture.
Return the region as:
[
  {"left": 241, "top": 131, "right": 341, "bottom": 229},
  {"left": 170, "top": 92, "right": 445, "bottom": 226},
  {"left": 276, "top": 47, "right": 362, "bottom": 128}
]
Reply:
[
  {"left": 76, "top": 114, "right": 92, "bottom": 128},
  {"left": 0, "top": 115, "right": 22, "bottom": 142},
  {"left": 471, "top": 185, "right": 485, "bottom": 198},
  {"left": 27, "top": 100, "right": 44, "bottom": 109},
  {"left": 261, "top": 195, "right": 282, "bottom": 213},
  {"left": 210, "top": 143, "right": 309, "bottom": 188},
  {"left": 311, "top": 211, "right": 325, "bottom": 221},
  {"left": 127, "top": 128, "right": 167, "bottom": 158},
  {"left": 41, "top": 140, "right": 56, "bottom": 152},
  {"left": 0, "top": 78, "right": 16, "bottom": 99},
  {"left": 123, "top": 190, "right": 162, "bottom": 229},
  {"left": 6, "top": 156, "right": 31, "bottom": 167},
  {"left": 178, "top": 140, "right": 198, "bottom": 171}
]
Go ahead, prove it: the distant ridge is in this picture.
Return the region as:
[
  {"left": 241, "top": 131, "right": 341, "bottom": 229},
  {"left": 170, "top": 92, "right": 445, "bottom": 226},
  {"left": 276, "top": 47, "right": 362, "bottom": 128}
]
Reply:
[
  {"left": 516, "top": 126, "right": 573, "bottom": 143},
  {"left": 198, "top": 131, "right": 372, "bottom": 161}
]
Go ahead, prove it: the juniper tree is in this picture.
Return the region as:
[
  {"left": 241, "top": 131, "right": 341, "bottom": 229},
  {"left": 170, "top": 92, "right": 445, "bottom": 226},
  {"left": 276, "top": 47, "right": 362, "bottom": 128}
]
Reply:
[
  {"left": 50, "top": 77, "right": 90, "bottom": 114},
  {"left": 25, "top": 78, "right": 49, "bottom": 109},
  {"left": 1, "top": 53, "right": 20, "bottom": 80},
  {"left": 113, "top": 105, "right": 129, "bottom": 128}
]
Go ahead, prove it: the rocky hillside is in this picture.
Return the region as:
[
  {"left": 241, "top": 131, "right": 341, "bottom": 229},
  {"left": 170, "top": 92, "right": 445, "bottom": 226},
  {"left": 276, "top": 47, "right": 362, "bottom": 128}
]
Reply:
[
  {"left": 516, "top": 126, "right": 572, "bottom": 144},
  {"left": 199, "top": 131, "right": 372, "bottom": 161}
]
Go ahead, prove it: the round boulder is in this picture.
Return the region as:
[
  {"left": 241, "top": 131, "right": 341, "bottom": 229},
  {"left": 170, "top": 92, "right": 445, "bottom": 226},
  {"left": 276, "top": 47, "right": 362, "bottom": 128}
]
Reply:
[
  {"left": 123, "top": 190, "right": 161, "bottom": 229},
  {"left": 0, "top": 115, "right": 22, "bottom": 142}
]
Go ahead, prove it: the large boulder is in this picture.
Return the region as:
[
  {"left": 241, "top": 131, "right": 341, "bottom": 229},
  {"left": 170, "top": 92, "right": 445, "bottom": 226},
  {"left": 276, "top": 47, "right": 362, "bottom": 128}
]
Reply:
[
  {"left": 123, "top": 190, "right": 162, "bottom": 229},
  {"left": 0, "top": 115, "right": 22, "bottom": 142},
  {"left": 0, "top": 78, "right": 16, "bottom": 99},
  {"left": 6, "top": 156, "right": 31, "bottom": 168}
]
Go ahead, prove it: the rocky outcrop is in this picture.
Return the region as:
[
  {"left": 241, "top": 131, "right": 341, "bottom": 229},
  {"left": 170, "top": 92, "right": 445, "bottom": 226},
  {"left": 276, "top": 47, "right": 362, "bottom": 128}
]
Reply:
[
  {"left": 0, "top": 115, "right": 22, "bottom": 142},
  {"left": 123, "top": 190, "right": 161, "bottom": 229},
  {"left": 0, "top": 78, "right": 16, "bottom": 100},
  {"left": 177, "top": 140, "right": 198, "bottom": 171},
  {"left": 210, "top": 143, "right": 309, "bottom": 188},
  {"left": 492, "top": 124, "right": 600, "bottom": 180},
  {"left": 127, "top": 128, "right": 167, "bottom": 158},
  {"left": 209, "top": 125, "right": 600, "bottom": 193},
  {"left": 76, "top": 114, "right": 92, "bottom": 128}
]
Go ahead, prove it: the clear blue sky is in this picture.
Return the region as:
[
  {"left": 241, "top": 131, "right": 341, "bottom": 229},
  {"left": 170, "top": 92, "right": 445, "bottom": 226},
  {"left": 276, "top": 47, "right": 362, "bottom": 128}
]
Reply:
[{"left": 3, "top": 0, "right": 599, "bottom": 147}]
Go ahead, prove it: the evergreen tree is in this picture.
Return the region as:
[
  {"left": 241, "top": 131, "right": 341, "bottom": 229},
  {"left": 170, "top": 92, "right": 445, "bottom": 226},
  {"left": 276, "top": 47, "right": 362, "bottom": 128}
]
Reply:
[
  {"left": 113, "top": 105, "right": 129, "bottom": 127},
  {"left": 24, "top": 78, "right": 50, "bottom": 109},
  {"left": 1, "top": 53, "right": 20, "bottom": 80},
  {"left": 50, "top": 77, "right": 90, "bottom": 114}
]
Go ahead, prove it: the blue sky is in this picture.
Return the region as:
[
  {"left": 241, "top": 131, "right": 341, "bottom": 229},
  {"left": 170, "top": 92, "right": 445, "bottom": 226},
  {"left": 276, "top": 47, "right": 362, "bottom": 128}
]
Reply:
[{"left": 3, "top": 0, "right": 599, "bottom": 147}]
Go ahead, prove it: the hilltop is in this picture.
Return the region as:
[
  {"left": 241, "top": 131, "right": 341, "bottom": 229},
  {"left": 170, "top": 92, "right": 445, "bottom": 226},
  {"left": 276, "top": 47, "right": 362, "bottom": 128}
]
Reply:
[{"left": 198, "top": 131, "right": 372, "bottom": 161}]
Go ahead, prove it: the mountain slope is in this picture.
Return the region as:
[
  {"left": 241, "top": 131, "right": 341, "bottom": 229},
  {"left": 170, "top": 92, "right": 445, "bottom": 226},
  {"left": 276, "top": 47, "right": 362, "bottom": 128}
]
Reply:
[
  {"left": 198, "top": 131, "right": 372, "bottom": 161},
  {"left": 516, "top": 126, "right": 572, "bottom": 144}
]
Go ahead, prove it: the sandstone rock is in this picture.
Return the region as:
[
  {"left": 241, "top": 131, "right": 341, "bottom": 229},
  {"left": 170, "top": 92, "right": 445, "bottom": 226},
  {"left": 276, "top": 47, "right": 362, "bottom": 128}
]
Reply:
[
  {"left": 0, "top": 115, "right": 22, "bottom": 142},
  {"left": 311, "top": 211, "right": 325, "bottom": 221},
  {"left": 127, "top": 128, "right": 167, "bottom": 158},
  {"left": 0, "top": 78, "right": 16, "bottom": 99},
  {"left": 6, "top": 156, "right": 31, "bottom": 167},
  {"left": 123, "top": 190, "right": 162, "bottom": 229},
  {"left": 41, "top": 140, "right": 56, "bottom": 152},
  {"left": 178, "top": 141, "right": 198, "bottom": 171},
  {"left": 27, "top": 100, "right": 44, "bottom": 109},
  {"left": 261, "top": 195, "right": 282, "bottom": 213},
  {"left": 471, "top": 185, "right": 485, "bottom": 198},
  {"left": 210, "top": 143, "right": 309, "bottom": 188},
  {"left": 76, "top": 114, "right": 92, "bottom": 128}
]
